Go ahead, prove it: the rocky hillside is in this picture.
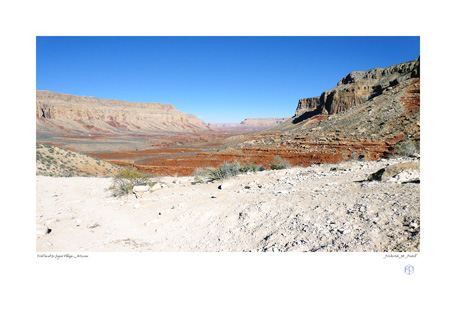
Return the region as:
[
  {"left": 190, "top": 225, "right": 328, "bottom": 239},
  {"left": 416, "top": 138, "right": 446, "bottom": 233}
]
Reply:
[
  {"left": 36, "top": 143, "right": 122, "bottom": 177},
  {"left": 268, "top": 58, "right": 420, "bottom": 147},
  {"left": 267, "top": 76, "right": 420, "bottom": 148},
  {"left": 292, "top": 57, "right": 419, "bottom": 121},
  {"left": 36, "top": 91, "right": 210, "bottom": 138},
  {"left": 205, "top": 58, "right": 420, "bottom": 169}
]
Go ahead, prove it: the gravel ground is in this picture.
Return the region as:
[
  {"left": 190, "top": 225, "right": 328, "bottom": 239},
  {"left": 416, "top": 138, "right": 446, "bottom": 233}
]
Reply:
[{"left": 36, "top": 157, "right": 420, "bottom": 252}]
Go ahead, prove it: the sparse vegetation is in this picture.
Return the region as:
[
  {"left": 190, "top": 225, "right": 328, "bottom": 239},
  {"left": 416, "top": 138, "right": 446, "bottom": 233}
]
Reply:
[
  {"left": 194, "top": 162, "right": 241, "bottom": 182},
  {"left": 240, "top": 162, "right": 265, "bottom": 173},
  {"left": 36, "top": 143, "right": 122, "bottom": 177},
  {"left": 393, "top": 140, "right": 420, "bottom": 157},
  {"left": 269, "top": 156, "right": 291, "bottom": 170},
  {"left": 109, "top": 169, "right": 155, "bottom": 197},
  {"left": 193, "top": 161, "right": 267, "bottom": 183}
]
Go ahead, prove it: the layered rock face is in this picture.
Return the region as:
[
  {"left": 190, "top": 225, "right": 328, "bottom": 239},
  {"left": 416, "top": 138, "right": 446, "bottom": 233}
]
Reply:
[
  {"left": 241, "top": 118, "right": 287, "bottom": 127},
  {"left": 36, "top": 91, "right": 209, "bottom": 136},
  {"left": 294, "top": 57, "right": 420, "bottom": 118},
  {"left": 295, "top": 97, "right": 321, "bottom": 116},
  {"left": 209, "top": 118, "right": 287, "bottom": 132}
]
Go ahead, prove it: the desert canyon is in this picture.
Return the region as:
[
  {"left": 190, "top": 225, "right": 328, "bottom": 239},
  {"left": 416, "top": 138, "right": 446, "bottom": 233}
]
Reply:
[{"left": 36, "top": 57, "right": 420, "bottom": 252}]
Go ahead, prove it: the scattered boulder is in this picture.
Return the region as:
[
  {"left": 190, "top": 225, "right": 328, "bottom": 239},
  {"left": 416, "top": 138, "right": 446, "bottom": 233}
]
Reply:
[
  {"left": 133, "top": 185, "right": 150, "bottom": 193},
  {"left": 218, "top": 183, "right": 231, "bottom": 190},
  {"left": 36, "top": 224, "right": 51, "bottom": 236},
  {"left": 368, "top": 162, "right": 419, "bottom": 182}
]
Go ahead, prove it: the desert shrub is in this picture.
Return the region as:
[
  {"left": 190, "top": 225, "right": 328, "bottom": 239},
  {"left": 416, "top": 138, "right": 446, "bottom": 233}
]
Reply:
[
  {"left": 269, "top": 156, "right": 291, "bottom": 170},
  {"left": 393, "top": 140, "right": 420, "bottom": 157},
  {"left": 193, "top": 161, "right": 268, "bottom": 183},
  {"left": 257, "top": 165, "right": 267, "bottom": 172},
  {"left": 207, "top": 162, "right": 240, "bottom": 181},
  {"left": 192, "top": 161, "right": 241, "bottom": 182},
  {"left": 61, "top": 171, "right": 74, "bottom": 177},
  {"left": 239, "top": 162, "right": 261, "bottom": 173},
  {"left": 109, "top": 169, "right": 154, "bottom": 197},
  {"left": 193, "top": 168, "right": 215, "bottom": 183}
]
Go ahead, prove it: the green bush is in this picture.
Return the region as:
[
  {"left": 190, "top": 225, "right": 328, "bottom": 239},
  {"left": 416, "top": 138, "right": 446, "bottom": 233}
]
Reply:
[
  {"left": 109, "top": 169, "right": 154, "bottom": 197},
  {"left": 203, "top": 162, "right": 240, "bottom": 181},
  {"left": 269, "top": 156, "right": 291, "bottom": 170},
  {"left": 239, "top": 162, "right": 261, "bottom": 173}
]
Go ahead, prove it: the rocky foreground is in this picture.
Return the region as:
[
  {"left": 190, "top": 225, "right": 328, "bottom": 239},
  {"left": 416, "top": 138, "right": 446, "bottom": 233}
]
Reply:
[{"left": 36, "top": 156, "right": 419, "bottom": 252}]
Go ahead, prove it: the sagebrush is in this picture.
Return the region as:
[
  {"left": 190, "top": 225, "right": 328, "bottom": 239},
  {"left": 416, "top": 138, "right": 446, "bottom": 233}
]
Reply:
[
  {"left": 269, "top": 156, "right": 291, "bottom": 170},
  {"left": 393, "top": 140, "right": 420, "bottom": 157},
  {"left": 109, "top": 169, "right": 155, "bottom": 197},
  {"left": 193, "top": 161, "right": 265, "bottom": 182}
]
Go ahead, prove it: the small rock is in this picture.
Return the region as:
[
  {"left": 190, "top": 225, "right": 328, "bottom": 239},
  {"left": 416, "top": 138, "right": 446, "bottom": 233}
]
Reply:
[
  {"left": 36, "top": 224, "right": 51, "bottom": 236},
  {"left": 45, "top": 219, "right": 57, "bottom": 226},
  {"left": 218, "top": 183, "right": 230, "bottom": 190},
  {"left": 133, "top": 185, "right": 150, "bottom": 192}
]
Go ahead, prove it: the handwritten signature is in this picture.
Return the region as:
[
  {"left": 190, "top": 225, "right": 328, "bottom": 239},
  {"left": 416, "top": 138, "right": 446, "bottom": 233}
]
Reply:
[
  {"left": 383, "top": 253, "right": 418, "bottom": 259},
  {"left": 37, "top": 253, "right": 88, "bottom": 259}
]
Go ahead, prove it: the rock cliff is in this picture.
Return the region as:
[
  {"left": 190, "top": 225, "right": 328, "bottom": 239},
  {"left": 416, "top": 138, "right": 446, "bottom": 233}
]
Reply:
[
  {"left": 36, "top": 91, "right": 209, "bottom": 136},
  {"left": 294, "top": 57, "right": 420, "bottom": 119},
  {"left": 241, "top": 118, "right": 287, "bottom": 127},
  {"left": 209, "top": 118, "right": 287, "bottom": 132}
]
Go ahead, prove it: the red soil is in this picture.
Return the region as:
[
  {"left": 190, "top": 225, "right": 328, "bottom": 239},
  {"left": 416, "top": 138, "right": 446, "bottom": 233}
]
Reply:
[
  {"left": 88, "top": 134, "right": 402, "bottom": 177},
  {"left": 43, "top": 81, "right": 419, "bottom": 177}
]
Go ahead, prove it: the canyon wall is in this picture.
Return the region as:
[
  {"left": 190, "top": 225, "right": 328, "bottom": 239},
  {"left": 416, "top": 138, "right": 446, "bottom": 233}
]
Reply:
[
  {"left": 36, "top": 91, "right": 210, "bottom": 136},
  {"left": 294, "top": 57, "right": 420, "bottom": 119},
  {"left": 209, "top": 118, "right": 287, "bottom": 132}
]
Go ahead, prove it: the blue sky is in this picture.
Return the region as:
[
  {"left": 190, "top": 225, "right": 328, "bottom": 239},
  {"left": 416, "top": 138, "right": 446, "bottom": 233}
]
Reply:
[{"left": 36, "top": 36, "right": 419, "bottom": 123}]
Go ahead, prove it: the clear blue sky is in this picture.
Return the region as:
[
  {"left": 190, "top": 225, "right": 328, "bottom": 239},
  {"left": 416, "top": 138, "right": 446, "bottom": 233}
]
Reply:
[{"left": 36, "top": 36, "right": 419, "bottom": 123}]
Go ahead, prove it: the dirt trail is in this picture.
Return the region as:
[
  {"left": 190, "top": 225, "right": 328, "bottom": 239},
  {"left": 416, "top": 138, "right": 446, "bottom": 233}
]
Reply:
[{"left": 36, "top": 157, "right": 419, "bottom": 252}]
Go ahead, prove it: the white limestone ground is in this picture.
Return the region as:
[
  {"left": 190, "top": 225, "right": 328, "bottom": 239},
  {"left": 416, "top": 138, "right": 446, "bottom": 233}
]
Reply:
[{"left": 36, "top": 157, "right": 420, "bottom": 252}]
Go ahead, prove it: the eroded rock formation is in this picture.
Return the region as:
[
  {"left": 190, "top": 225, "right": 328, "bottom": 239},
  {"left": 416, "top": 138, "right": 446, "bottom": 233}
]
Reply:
[
  {"left": 209, "top": 118, "right": 287, "bottom": 132},
  {"left": 294, "top": 57, "right": 420, "bottom": 119},
  {"left": 36, "top": 91, "right": 209, "bottom": 136}
]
